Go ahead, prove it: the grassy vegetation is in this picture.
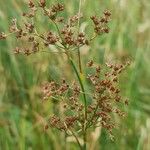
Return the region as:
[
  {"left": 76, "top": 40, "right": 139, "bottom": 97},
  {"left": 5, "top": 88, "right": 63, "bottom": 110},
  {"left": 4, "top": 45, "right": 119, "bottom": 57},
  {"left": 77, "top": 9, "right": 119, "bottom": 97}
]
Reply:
[{"left": 0, "top": 0, "right": 150, "bottom": 149}]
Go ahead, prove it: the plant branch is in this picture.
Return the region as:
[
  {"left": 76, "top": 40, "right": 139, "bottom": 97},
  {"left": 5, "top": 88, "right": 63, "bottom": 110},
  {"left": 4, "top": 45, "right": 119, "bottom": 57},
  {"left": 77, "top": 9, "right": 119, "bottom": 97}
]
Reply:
[
  {"left": 69, "top": 128, "right": 83, "bottom": 150},
  {"left": 77, "top": 0, "right": 82, "bottom": 74}
]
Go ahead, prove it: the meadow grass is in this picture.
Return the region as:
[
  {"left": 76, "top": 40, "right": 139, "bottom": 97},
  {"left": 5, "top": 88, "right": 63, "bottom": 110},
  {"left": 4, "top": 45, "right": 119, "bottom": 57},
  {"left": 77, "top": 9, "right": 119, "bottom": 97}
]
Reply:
[{"left": 0, "top": 0, "right": 150, "bottom": 149}]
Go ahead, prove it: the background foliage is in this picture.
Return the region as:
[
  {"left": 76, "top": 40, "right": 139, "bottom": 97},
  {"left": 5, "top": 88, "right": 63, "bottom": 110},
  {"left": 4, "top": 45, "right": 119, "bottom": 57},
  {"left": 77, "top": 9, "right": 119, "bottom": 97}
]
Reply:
[{"left": 0, "top": 0, "right": 150, "bottom": 149}]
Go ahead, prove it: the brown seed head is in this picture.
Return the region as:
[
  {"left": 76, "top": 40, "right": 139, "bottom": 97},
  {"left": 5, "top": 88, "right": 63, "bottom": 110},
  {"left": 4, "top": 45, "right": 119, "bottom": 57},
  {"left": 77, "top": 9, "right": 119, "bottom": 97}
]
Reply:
[
  {"left": 39, "top": 0, "right": 46, "bottom": 8},
  {"left": 0, "top": 32, "right": 6, "bottom": 40},
  {"left": 28, "top": 0, "right": 35, "bottom": 8}
]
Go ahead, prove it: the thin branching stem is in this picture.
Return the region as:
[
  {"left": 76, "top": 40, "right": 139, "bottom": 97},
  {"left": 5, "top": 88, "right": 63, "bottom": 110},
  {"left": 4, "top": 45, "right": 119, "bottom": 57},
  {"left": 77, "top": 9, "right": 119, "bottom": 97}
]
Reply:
[
  {"left": 69, "top": 128, "right": 83, "bottom": 150},
  {"left": 68, "top": 56, "right": 87, "bottom": 150},
  {"left": 77, "top": 0, "right": 82, "bottom": 74},
  {"left": 78, "top": 1, "right": 87, "bottom": 149},
  {"left": 68, "top": 57, "right": 87, "bottom": 116}
]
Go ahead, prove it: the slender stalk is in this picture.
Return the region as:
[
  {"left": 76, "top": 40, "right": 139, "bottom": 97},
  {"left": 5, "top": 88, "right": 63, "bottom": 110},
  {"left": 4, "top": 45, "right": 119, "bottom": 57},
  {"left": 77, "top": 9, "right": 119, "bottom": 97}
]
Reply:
[
  {"left": 69, "top": 128, "right": 82, "bottom": 150},
  {"left": 68, "top": 57, "right": 87, "bottom": 118},
  {"left": 68, "top": 57, "right": 87, "bottom": 150},
  {"left": 77, "top": 0, "right": 82, "bottom": 74},
  {"left": 52, "top": 20, "right": 64, "bottom": 44},
  {"left": 78, "top": 1, "right": 87, "bottom": 148},
  {"left": 64, "top": 132, "right": 67, "bottom": 150},
  {"left": 83, "top": 131, "right": 87, "bottom": 150},
  {"left": 77, "top": 49, "right": 82, "bottom": 73}
]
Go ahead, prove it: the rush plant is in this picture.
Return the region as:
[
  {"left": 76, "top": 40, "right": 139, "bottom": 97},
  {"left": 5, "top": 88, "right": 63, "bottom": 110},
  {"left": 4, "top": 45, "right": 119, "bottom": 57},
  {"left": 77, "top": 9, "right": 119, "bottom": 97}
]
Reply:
[{"left": 0, "top": 0, "right": 130, "bottom": 149}]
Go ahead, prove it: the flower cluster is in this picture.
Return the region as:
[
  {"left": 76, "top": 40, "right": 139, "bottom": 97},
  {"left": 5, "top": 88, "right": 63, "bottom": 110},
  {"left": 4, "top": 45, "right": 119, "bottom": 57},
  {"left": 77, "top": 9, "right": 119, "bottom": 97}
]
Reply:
[
  {"left": 0, "top": 1, "right": 111, "bottom": 56},
  {"left": 42, "top": 60, "right": 130, "bottom": 137},
  {"left": 90, "top": 10, "right": 111, "bottom": 34},
  {"left": 86, "top": 61, "right": 130, "bottom": 133},
  {"left": 42, "top": 2, "right": 64, "bottom": 20},
  {"left": 42, "top": 79, "right": 69, "bottom": 100}
]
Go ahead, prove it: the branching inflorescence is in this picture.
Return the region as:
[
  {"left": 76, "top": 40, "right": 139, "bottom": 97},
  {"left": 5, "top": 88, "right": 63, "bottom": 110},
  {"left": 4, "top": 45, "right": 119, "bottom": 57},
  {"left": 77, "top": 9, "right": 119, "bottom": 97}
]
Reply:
[{"left": 0, "top": 0, "right": 130, "bottom": 149}]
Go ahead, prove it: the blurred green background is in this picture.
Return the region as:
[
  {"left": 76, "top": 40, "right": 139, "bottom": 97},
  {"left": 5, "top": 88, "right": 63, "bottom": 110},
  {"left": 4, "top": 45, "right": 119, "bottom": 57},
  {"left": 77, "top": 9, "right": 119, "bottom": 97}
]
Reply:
[{"left": 0, "top": 0, "right": 150, "bottom": 150}]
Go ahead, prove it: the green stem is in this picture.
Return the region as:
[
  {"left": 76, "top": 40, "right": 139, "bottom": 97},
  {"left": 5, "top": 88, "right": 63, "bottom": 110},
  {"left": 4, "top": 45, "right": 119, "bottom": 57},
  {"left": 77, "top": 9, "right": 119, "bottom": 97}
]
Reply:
[
  {"left": 68, "top": 57, "right": 87, "bottom": 150},
  {"left": 83, "top": 130, "right": 87, "bottom": 150},
  {"left": 69, "top": 128, "right": 82, "bottom": 150},
  {"left": 68, "top": 57, "right": 87, "bottom": 118},
  {"left": 77, "top": 47, "right": 82, "bottom": 73},
  {"left": 77, "top": 0, "right": 82, "bottom": 74}
]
